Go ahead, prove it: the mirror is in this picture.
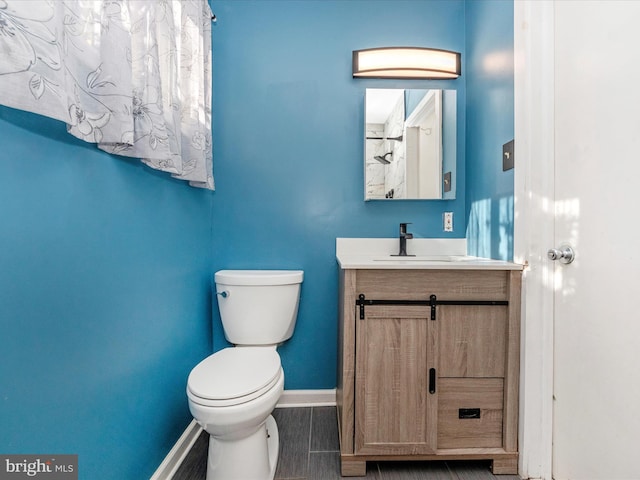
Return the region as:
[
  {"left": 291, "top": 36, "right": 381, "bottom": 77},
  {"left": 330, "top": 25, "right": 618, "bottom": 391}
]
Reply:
[{"left": 364, "top": 88, "right": 456, "bottom": 200}]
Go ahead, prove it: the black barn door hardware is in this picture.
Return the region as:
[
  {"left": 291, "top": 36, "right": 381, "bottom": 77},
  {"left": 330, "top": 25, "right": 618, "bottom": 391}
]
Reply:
[{"left": 356, "top": 294, "right": 508, "bottom": 320}]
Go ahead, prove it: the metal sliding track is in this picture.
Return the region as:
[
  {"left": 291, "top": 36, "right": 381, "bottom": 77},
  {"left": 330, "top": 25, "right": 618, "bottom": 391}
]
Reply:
[{"left": 356, "top": 293, "right": 508, "bottom": 320}]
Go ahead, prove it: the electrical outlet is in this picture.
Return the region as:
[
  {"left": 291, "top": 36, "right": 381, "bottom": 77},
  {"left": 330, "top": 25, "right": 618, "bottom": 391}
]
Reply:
[{"left": 443, "top": 212, "right": 453, "bottom": 232}]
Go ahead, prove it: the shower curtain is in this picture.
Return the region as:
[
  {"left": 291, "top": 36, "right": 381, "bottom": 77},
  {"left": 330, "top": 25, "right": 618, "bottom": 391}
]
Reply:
[{"left": 0, "top": 0, "right": 214, "bottom": 189}]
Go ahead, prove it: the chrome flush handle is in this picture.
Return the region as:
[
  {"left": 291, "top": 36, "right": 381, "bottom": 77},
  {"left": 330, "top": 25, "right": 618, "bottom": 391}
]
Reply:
[{"left": 216, "top": 291, "right": 229, "bottom": 298}]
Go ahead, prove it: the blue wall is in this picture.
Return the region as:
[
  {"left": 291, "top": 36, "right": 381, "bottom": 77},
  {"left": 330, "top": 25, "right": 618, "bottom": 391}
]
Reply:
[
  {"left": 0, "top": 109, "right": 213, "bottom": 479},
  {"left": 465, "top": 0, "right": 515, "bottom": 260},
  {"left": 210, "top": 0, "right": 466, "bottom": 389},
  {"left": 0, "top": 0, "right": 514, "bottom": 478}
]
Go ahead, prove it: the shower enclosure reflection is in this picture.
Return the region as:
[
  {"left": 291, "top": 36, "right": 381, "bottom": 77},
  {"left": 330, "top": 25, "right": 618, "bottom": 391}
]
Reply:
[{"left": 365, "top": 88, "right": 456, "bottom": 200}]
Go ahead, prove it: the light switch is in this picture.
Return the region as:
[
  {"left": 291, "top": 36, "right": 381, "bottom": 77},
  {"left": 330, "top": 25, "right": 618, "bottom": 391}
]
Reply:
[
  {"left": 503, "top": 139, "right": 514, "bottom": 171},
  {"left": 443, "top": 172, "right": 452, "bottom": 192}
]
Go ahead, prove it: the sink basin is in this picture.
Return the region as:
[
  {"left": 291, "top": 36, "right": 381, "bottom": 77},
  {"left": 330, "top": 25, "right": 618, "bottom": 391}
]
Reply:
[{"left": 373, "top": 255, "right": 474, "bottom": 262}]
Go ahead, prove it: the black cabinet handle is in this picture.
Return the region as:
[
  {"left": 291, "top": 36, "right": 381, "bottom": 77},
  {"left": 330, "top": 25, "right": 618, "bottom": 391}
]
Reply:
[
  {"left": 428, "top": 368, "right": 436, "bottom": 394},
  {"left": 459, "top": 408, "right": 481, "bottom": 419}
]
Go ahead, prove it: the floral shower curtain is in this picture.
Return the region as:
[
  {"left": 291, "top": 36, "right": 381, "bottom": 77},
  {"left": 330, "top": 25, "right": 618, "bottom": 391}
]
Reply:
[{"left": 0, "top": 0, "right": 214, "bottom": 189}]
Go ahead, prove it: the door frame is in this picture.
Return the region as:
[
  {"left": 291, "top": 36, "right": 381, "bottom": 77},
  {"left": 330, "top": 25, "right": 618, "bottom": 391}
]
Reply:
[
  {"left": 405, "top": 89, "right": 443, "bottom": 199},
  {"left": 513, "top": 2, "right": 555, "bottom": 479}
]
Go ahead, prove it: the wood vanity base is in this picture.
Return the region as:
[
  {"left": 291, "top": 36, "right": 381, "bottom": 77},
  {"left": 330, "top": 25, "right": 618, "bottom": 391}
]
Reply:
[
  {"left": 340, "top": 452, "right": 518, "bottom": 477},
  {"left": 490, "top": 455, "right": 519, "bottom": 474},
  {"left": 336, "top": 267, "right": 523, "bottom": 478}
]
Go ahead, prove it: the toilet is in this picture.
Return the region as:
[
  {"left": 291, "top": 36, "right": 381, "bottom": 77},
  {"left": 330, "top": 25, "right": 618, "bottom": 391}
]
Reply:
[{"left": 186, "top": 269, "right": 304, "bottom": 480}]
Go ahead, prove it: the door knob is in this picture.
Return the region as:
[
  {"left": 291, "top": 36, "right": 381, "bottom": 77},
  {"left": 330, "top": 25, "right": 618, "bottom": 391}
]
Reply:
[{"left": 547, "top": 245, "right": 575, "bottom": 264}]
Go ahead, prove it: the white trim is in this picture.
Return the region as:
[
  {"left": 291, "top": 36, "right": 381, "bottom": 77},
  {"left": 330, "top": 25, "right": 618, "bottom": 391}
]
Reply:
[
  {"left": 513, "top": 1, "right": 555, "bottom": 479},
  {"left": 405, "top": 89, "right": 439, "bottom": 127},
  {"left": 151, "top": 390, "right": 336, "bottom": 478},
  {"left": 276, "top": 389, "right": 336, "bottom": 408},
  {"left": 149, "top": 420, "right": 203, "bottom": 480}
]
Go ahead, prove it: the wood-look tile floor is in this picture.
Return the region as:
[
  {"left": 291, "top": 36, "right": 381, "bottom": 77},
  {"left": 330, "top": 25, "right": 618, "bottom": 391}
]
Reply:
[{"left": 172, "top": 406, "right": 522, "bottom": 480}]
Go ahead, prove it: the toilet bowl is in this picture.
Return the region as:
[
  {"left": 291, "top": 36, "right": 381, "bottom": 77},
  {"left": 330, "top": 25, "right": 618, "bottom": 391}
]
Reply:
[
  {"left": 186, "top": 270, "right": 303, "bottom": 480},
  {"left": 187, "top": 348, "right": 284, "bottom": 479}
]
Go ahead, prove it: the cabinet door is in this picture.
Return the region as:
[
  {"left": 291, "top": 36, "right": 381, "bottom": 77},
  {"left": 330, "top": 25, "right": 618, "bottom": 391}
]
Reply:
[
  {"left": 438, "top": 305, "right": 507, "bottom": 378},
  {"left": 355, "top": 305, "right": 437, "bottom": 455},
  {"left": 436, "top": 305, "right": 507, "bottom": 450}
]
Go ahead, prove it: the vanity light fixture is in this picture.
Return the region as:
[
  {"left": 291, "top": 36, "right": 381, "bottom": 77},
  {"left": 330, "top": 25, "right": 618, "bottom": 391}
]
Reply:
[{"left": 352, "top": 47, "right": 461, "bottom": 79}]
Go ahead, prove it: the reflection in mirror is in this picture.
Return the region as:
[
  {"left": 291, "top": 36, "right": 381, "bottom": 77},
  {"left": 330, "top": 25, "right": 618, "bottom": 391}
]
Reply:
[{"left": 365, "top": 88, "right": 456, "bottom": 200}]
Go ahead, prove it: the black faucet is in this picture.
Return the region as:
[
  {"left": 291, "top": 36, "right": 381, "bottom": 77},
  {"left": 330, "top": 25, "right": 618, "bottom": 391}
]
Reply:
[{"left": 394, "top": 222, "right": 414, "bottom": 257}]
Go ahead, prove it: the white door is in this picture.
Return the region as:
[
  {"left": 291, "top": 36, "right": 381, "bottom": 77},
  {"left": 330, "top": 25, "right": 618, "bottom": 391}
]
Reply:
[
  {"left": 552, "top": 2, "right": 640, "bottom": 478},
  {"left": 518, "top": 2, "right": 640, "bottom": 478}
]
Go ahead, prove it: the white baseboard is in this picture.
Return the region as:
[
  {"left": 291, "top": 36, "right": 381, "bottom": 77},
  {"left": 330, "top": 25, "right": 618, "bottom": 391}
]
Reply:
[
  {"left": 276, "top": 389, "right": 336, "bottom": 408},
  {"left": 150, "top": 390, "right": 336, "bottom": 479},
  {"left": 149, "top": 419, "right": 203, "bottom": 480}
]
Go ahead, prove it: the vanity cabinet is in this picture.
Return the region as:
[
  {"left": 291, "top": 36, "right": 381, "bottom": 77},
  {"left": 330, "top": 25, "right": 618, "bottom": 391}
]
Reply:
[{"left": 337, "top": 268, "right": 522, "bottom": 476}]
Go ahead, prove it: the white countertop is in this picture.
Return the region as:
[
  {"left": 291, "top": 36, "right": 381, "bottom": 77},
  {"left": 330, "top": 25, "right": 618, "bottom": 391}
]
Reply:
[{"left": 336, "top": 238, "right": 523, "bottom": 271}]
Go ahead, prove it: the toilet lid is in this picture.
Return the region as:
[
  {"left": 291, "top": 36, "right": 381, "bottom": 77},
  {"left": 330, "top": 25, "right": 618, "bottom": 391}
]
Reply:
[{"left": 187, "top": 348, "right": 281, "bottom": 401}]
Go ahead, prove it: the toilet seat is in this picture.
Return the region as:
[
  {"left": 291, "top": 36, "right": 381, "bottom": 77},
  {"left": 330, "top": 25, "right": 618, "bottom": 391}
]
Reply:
[{"left": 187, "top": 348, "right": 282, "bottom": 407}]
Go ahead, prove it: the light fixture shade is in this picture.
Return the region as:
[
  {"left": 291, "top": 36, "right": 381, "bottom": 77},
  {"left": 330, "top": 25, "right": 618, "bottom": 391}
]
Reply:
[{"left": 352, "top": 47, "right": 461, "bottom": 79}]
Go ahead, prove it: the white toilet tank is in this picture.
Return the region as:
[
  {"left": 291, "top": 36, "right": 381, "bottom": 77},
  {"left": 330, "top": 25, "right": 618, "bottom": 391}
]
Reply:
[{"left": 214, "top": 270, "right": 304, "bottom": 345}]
